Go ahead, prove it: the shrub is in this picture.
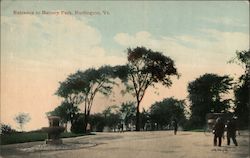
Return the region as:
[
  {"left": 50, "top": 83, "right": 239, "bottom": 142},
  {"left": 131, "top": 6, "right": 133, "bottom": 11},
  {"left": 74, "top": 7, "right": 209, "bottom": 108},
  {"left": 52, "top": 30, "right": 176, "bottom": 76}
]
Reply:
[
  {"left": 71, "top": 115, "right": 85, "bottom": 134},
  {"left": 0, "top": 124, "right": 16, "bottom": 135}
]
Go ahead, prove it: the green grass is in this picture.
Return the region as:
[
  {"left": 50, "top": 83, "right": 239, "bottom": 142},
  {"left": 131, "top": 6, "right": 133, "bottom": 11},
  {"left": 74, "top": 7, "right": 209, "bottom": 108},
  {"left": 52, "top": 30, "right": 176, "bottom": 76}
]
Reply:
[
  {"left": 0, "top": 132, "right": 87, "bottom": 145},
  {"left": 183, "top": 128, "right": 205, "bottom": 132},
  {"left": 188, "top": 129, "right": 205, "bottom": 132}
]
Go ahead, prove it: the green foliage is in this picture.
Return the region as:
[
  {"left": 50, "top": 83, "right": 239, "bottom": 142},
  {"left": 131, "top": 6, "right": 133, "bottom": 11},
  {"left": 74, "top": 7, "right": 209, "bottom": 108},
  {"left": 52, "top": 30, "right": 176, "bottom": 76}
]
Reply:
[
  {"left": 14, "top": 113, "right": 31, "bottom": 131},
  {"left": 229, "top": 49, "right": 250, "bottom": 71},
  {"left": 89, "top": 113, "right": 105, "bottom": 132},
  {"left": 188, "top": 73, "right": 233, "bottom": 127},
  {"left": 48, "top": 101, "right": 80, "bottom": 124},
  {"left": 71, "top": 114, "right": 85, "bottom": 134},
  {"left": 89, "top": 107, "right": 121, "bottom": 132},
  {"left": 0, "top": 124, "right": 16, "bottom": 135},
  {"left": 89, "top": 103, "right": 136, "bottom": 132},
  {"left": 234, "top": 79, "right": 249, "bottom": 128},
  {"left": 150, "top": 97, "right": 186, "bottom": 129},
  {"left": 113, "top": 65, "right": 130, "bottom": 82},
  {"left": 0, "top": 131, "right": 86, "bottom": 145},
  {"left": 105, "top": 113, "right": 121, "bottom": 130},
  {"left": 119, "top": 46, "right": 179, "bottom": 131},
  {"left": 126, "top": 47, "right": 179, "bottom": 95},
  {"left": 102, "top": 105, "right": 121, "bottom": 130},
  {"left": 56, "top": 65, "right": 119, "bottom": 133},
  {"left": 119, "top": 102, "right": 136, "bottom": 126},
  {"left": 140, "top": 108, "right": 150, "bottom": 129},
  {"left": 231, "top": 49, "right": 250, "bottom": 128},
  {"left": 56, "top": 65, "right": 118, "bottom": 100},
  {"left": 129, "top": 47, "right": 178, "bottom": 82},
  {"left": 0, "top": 132, "right": 47, "bottom": 145}
]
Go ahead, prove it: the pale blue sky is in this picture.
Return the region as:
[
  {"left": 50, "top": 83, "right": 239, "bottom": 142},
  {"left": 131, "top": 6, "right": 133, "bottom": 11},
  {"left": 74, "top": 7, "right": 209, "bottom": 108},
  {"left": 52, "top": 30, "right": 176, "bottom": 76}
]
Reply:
[
  {"left": 1, "top": 1, "right": 249, "bottom": 130},
  {"left": 2, "top": 1, "right": 249, "bottom": 52}
]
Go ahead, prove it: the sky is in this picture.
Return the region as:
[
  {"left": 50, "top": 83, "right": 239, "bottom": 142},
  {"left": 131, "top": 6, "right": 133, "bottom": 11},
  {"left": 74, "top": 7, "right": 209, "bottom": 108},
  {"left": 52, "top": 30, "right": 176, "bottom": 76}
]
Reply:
[{"left": 1, "top": 1, "right": 249, "bottom": 131}]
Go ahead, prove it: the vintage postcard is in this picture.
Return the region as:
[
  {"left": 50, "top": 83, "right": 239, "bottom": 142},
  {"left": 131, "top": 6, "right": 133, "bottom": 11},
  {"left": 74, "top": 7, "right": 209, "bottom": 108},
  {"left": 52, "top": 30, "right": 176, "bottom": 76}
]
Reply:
[{"left": 1, "top": 1, "right": 249, "bottom": 158}]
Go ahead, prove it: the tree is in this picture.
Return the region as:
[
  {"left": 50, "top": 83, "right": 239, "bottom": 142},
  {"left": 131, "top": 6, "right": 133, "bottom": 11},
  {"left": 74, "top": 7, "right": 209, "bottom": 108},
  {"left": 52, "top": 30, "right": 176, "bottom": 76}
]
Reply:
[
  {"left": 0, "top": 124, "right": 16, "bottom": 135},
  {"left": 230, "top": 49, "right": 250, "bottom": 128},
  {"left": 70, "top": 113, "right": 85, "bottom": 133},
  {"left": 102, "top": 105, "right": 121, "bottom": 131},
  {"left": 119, "top": 102, "right": 136, "bottom": 129},
  {"left": 48, "top": 101, "right": 80, "bottom": 128},
  {"left": 188, "top": 73, "right": 233, "bottom": 127},
  {"left": 89, "top": 113, "right": 105, "bottom": 132},
  {"left": 150, "top": 97, "right": 186, "bottom": 129},
  {"left": 140, "top": 108, "right": 150, "bottom": 130},
  {"left": 118, "top": 47, "right": 179, "bottom": 131},
  {"left": 14, "top": 113, "right": 31, "bottom": 131},
  {"left": 56, "top": 65, "right": 117, "bottom": 133}
]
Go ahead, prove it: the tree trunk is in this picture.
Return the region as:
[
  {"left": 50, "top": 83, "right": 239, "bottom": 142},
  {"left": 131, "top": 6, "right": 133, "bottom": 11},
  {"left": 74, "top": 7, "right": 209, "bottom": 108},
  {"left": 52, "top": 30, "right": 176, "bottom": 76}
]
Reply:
[
  {"left": 135, "top": 105, "right": 140, "bottom": 131},
  {"left": 83, "top": 113, "right": 88, "bottom": 133}
]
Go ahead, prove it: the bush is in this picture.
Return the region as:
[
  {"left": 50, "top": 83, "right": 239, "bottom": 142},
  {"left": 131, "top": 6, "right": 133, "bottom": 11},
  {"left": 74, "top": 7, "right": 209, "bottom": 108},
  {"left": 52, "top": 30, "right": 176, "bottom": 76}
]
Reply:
[
  {"left": 0, "top": 132, "right": 47, "bottom": 145},
  {"left": 71, "top": 115, "right": 85, "bottom": 134},
  {"left": 89, "top": 113, "right": 105, "bottom": 132},
  {"left": 0, "top": 124, "right": 16, "bottom": 135},
  {"left": 0, "top": 131, "right": 87, "bottom": 145}
]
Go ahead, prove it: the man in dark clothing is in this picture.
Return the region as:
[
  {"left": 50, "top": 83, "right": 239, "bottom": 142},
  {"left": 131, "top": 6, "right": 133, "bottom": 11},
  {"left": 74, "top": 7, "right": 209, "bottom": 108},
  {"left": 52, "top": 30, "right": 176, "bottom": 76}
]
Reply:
[
  {"left": 172, "top": 119, "right": 178, "bottom": 135},
  {"left": 213, "top": 117, "right": 225, "bottom": 147},
  {"left": 226, "top": 118, "right": 238, "bottom": 146}
]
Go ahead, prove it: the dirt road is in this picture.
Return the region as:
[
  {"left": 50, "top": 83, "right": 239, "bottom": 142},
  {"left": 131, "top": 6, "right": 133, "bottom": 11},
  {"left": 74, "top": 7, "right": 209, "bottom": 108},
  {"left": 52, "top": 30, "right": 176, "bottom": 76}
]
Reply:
[{"left": 1, "top": 131, "right": 249, "bottom": 158}]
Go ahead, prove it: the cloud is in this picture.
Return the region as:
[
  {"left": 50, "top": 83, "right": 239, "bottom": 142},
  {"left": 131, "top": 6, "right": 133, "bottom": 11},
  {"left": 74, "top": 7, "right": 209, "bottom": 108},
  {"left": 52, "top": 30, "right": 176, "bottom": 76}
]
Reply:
[
  {"left": 201, "top": 17, "right": 248, "bottom": 28},
  {"left": 1, "top": 15, "right": 126, "bottom": 130},
  {"left": 2, "top": 15, "right": 126, "bottom": 71},
  {"left": 113, "top": 29, "right": 248, "bottom": 110},
  {"left": 114, "top": 29, "right": 249, "bottom": 65},
  {"left": 200, "top": 29, "right": 249, "bottom": 54},
  {"left": 114, "top": 31, "right": 152, "bottom": 47},
  {"left": 2, "top": 15, "right": 101, "bottom": 52}
]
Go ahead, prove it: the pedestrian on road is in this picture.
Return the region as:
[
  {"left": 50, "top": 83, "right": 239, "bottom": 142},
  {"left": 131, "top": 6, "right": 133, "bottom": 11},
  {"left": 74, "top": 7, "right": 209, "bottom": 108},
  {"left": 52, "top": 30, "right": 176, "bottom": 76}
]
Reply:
[
  {"left": 213, "top": 117, "right": 225, "bottom": 147},
  {"left": 172, "top": 118, "right": 178, "bottom": 135},
  {"left": 226, "top": 117, "right": 238, "bottom": 146},
  {"left": 118, "top": 123, "right": 124, "bottom": 133}
]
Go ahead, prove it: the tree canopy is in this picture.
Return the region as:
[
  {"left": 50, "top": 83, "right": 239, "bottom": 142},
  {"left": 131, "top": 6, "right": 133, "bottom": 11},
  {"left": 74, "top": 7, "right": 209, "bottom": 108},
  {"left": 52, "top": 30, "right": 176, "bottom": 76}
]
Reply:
[
  {"left": 102, "top": 105, "right": 121, "bottom": 131},
  {"left": 230, "top": 49, "right": 249, "bottom": 128},
  {"left": 119, "top": 102, "right": 136, "bottom": 127},
  {"left": 118, "top": 46, "right": 179, "bottom": 131},
  {"left": 150, "top": 97, "right": 186, "bottom": 129},
  {"left": 56, "top": 65, "right": 118, "bottom": 133},
  {"left": 188, "top": 73, "right": 233, "bottom": 127},
  {"left": 48, "top": 101, "right": 80, "bottom": 124}
]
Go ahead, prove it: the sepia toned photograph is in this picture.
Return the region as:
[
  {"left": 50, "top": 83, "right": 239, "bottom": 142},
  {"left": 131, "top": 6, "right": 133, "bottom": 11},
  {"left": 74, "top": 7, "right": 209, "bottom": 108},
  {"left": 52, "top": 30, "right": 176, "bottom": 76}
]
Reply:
[{"left": 1, "top": 1, "right": 249, "bottom": 158}]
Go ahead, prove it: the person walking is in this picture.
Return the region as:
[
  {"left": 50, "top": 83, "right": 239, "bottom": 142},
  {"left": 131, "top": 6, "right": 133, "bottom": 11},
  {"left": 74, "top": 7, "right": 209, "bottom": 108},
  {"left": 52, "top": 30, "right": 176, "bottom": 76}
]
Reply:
[
  {"left": 213, "top": 117, "right": 225, "bottom": 147},
  {"left": 226, "top": 117, "right": 238, "bottom": 146},
  {"left": 172, "top": 118, "right": 178, "bottom": 135}
]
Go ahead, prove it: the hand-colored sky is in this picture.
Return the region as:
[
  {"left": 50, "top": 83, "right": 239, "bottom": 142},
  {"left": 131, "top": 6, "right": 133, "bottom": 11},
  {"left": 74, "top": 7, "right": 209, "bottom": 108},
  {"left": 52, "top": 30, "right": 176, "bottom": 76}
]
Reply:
[{"left": 1, "top": 1, "right": 249, "bottom": 131}]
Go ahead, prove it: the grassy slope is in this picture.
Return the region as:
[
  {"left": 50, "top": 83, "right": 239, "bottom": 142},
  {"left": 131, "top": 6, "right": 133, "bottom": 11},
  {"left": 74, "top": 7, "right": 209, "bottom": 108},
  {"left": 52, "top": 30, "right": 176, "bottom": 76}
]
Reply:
[{"left": 0, "top": 132, "right": 86, "bottom": 145}]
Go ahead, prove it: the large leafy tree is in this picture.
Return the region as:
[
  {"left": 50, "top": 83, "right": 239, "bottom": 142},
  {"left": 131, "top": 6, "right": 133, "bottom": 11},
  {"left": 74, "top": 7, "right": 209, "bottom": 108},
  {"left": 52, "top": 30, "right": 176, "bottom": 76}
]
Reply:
[
  {"left": 56, "top": 65, "right": 117, "bottom": 133},
  {"left": 188, "top": 73, "right": 233, "bottom": 127},
  {"left": 118, "top": 47, "right": 179, "bottom": 131},
  {"left": 230, "top": 49, "right": 249, "bottom": 128},
  {"left": 48, "top": 101, "right": 80, "bottom": 126},
  {"left": 150, "top": 97, "right": 186, "bottom": 129}
]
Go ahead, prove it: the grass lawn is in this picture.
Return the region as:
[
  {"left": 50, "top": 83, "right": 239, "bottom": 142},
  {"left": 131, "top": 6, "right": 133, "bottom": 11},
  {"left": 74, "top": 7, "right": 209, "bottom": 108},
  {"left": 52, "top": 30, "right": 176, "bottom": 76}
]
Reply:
[
  {"left": 182, "top": 128, "right": 205, "bottom": 132},
  {"left": 188, "top": 129, "right": 205, "bottom": 132},
  {"left": 0, "top": 132, "right": 87, "bottom": 145}
]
